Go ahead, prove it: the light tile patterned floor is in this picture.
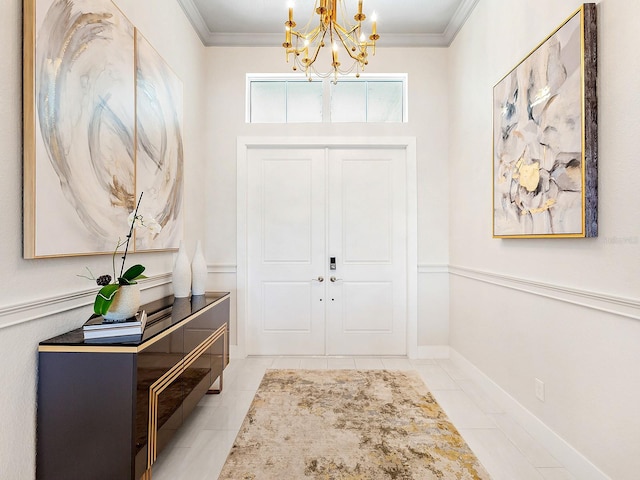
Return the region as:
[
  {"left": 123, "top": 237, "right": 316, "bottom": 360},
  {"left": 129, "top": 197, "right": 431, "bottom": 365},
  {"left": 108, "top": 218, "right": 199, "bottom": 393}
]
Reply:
[{"left": 152, "top": 357, "right": 576, "bottom": 480}]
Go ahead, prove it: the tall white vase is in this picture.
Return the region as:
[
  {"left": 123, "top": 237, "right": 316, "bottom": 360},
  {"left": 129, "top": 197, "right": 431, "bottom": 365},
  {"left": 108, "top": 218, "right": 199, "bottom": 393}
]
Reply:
[
  {"left": 173, "top": 241, "right": 191, "bottom": 298},
  {"left": 191, "top": 240, "right": 207, "bottom": 296}
]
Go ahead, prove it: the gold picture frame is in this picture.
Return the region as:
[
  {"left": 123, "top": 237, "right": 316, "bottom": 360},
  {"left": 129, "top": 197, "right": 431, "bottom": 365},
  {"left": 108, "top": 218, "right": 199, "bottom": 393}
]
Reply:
[
  {"left": 23, "top": 0, "right": 184, "bottom": 258},
  {"left": 492, "top": 4, "right": 597, "bottom": 238}
]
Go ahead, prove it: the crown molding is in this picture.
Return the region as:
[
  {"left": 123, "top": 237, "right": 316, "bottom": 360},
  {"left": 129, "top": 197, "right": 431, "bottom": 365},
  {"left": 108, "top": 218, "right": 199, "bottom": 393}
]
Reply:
[
  {"left": 177, "top": 0, "right": 211, "bottom": 45},
  {"left": 442, "top": 0, "right": 481, "bottom": 45},
  {"left": 178, "top": 0, "right": 480, "bottom": 48}
]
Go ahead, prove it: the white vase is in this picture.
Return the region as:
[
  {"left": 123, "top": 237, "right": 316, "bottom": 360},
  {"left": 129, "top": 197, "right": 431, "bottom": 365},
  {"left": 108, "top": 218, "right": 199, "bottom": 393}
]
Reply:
[
  {"left": 191, "top": 240, "right": 207, "bottom": 296},
  {"left": 103, "top": 284, "right": 140, "bottom": 322},
  {"left": 173, "top": 241, "right": 191, "bottom": 298}
]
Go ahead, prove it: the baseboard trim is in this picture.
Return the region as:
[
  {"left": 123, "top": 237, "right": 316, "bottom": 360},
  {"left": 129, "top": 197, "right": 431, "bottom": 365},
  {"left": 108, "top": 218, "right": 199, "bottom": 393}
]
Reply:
[
  {"left": 229, "top": 344, "right": 246, "bottom": 359},
  {"left": 0, "top": 274, "right": 172, "bottom": 331},
  {"left": 449, "top": 265, "right": 640, "bottom": 322},
  {"left": 449, "top": 348, "right": 611, "bottom": 480},
  {"left": 415, "top": 345, "right": 450, "bottom": 359}
]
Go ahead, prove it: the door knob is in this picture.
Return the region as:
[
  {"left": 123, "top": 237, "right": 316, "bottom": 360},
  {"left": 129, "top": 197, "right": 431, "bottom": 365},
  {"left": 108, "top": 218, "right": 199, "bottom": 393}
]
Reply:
[
  {"left": 313, "top": 276, "right": 324, "bottom": 283},
  {"left": 330, "top": 276, "right": 342, "bottom": 282}
]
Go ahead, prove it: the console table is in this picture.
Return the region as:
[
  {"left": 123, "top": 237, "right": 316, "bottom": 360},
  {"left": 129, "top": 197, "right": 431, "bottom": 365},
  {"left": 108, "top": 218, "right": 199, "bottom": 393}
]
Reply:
[{"left": 37, "top": 292, "right": 230, "bottom": 480}]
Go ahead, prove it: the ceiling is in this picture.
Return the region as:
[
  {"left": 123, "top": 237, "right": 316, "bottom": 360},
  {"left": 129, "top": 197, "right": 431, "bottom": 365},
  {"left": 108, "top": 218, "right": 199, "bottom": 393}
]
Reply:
[{"left": 177, "top": 0, "right": 480, "bottom": 47}]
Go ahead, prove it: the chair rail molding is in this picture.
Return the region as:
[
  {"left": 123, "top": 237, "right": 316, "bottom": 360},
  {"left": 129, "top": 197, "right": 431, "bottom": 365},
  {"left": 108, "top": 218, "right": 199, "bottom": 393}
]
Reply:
[
  {"left": 208, "top": 264, "right": 237, "bottom": 274},
  {"left": 0, "top": 273, "right": 172, "bottom": 331},
  {"left": 450, "top": 265, "right": 640, "bottom": 321},
  {"left": 418, "top": 264, "right": 449, "bottom": 274}
]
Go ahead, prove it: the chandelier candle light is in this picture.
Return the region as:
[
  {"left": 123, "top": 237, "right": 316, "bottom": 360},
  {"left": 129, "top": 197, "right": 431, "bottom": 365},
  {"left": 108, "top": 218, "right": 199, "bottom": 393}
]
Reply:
[{"left": 283, "top": 0, "right": 379, "bottom": 81}]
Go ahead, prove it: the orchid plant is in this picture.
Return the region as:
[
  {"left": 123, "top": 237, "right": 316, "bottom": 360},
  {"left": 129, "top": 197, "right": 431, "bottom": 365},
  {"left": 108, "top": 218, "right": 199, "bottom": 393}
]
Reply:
[{"left": 79, "top": 192, "right": 162, "bottom": 315}]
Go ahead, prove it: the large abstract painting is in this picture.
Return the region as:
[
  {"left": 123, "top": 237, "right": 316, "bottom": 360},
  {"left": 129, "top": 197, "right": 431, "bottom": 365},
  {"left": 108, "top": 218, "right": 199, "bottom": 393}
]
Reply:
[
  {"left": 493, "top": 4, "right": 597, "bottom": 238},
  {"left": 23, "top": 0, "right": 183, "bottom": 258},
  {"left": 134, "top": 32, "right": 184, "bottom": 251}
]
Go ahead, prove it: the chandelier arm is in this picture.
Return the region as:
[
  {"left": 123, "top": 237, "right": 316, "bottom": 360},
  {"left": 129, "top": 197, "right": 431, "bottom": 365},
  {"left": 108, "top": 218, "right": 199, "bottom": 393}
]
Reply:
[
  {"left": 334, "top": 28, "right": 368, "bottom": 64},
  {"left": 334, "top": 22, "right": 360, "bottom": 38},
  {"left": 305, "top": 28, "right": 329, "bottom": 69},
  {"left": 291, "top": 24, "right": 322, "bottom": 42},
  {"left": 290, "top": 26, "right": 324, "bottom": 72},
  {"left": 336, "top": 0, "right": 366, "bottom": 38},
  {"left": 296, "top": 25, "right": 324, "bottom": 49},
  {"left": 335, "top": 26, "right": 369, "bottom": 61}
]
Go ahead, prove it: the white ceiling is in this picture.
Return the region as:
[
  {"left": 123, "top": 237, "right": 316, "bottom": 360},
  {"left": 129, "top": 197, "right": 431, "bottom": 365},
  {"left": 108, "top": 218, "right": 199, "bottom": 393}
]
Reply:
[{"left": 177, "top": 0, "right": 480, "bottom": 47}]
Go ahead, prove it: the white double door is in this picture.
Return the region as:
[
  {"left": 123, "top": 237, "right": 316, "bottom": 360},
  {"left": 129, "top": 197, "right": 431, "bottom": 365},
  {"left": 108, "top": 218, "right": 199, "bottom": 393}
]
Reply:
[{"left": 247, "top": 146, "right": 407, "bottom": 356}]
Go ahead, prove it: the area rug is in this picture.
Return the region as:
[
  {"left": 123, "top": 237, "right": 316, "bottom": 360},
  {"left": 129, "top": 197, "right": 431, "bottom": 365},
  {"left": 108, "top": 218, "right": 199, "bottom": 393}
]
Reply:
[{"left": 219, "top": 369, "right": 491, "bottom": 479}]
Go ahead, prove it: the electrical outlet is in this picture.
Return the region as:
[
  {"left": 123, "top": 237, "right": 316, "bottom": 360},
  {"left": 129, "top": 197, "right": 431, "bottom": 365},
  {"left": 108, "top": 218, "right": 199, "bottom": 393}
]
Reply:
[{"left": 535, "top": 378, "right": 545, "bottom": 402}]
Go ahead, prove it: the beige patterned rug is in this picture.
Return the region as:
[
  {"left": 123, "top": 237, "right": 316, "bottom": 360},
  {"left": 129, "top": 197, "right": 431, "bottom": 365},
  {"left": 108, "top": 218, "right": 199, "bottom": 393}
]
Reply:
[{"left": 219, "top": 369, "right": 491, "bottom": 479}]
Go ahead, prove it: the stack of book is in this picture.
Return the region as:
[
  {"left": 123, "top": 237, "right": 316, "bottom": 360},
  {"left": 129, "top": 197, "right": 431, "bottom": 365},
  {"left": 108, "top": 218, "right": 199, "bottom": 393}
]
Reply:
[{"left": 83, "top": 310, "right": 147, "bottom": 340}]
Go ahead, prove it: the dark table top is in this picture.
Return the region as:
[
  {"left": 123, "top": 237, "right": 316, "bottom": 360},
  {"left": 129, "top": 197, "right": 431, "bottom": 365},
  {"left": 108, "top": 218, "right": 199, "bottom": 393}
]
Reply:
[{"left": 39, "top": 292, "right": 230, "bottom": 351}]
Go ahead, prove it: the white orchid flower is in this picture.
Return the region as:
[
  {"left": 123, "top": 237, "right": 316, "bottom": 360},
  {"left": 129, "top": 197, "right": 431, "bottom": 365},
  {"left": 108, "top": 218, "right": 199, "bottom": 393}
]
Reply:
[
  {"left": 127, "top": 211, "right": 162, "bottom": 235},
  {"left": 145, "top": 217, "right": 163, "bottom": 235}
]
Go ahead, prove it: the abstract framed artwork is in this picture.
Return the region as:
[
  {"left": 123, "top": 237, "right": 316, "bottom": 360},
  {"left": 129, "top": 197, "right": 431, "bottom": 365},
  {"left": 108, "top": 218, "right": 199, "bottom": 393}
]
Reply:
[
  {"left": 493, "top": 3, "right": 597, "bottom": 238},
  {"left": 23, "top": 0, "right": 183, "bottom": 258},
  {"left": 134, "top": 31, "right": 184, "bottom": 252}
]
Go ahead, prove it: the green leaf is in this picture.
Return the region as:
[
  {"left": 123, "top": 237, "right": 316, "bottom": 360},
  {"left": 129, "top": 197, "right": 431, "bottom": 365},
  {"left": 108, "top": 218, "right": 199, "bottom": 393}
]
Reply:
[
  {"left": 118, "top": 274, "right": 146, "bottom": 285},
  {"left": 93, "top": 284, "right": 120, "bottom": 316},
  {"left": 121, "top": 264, "right": 145, "bottom": 282}
]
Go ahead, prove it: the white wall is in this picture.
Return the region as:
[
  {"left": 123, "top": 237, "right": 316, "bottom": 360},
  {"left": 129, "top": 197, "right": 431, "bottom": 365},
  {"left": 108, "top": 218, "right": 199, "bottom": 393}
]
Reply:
[
  {"left": 448, "top": 1, "right": 640, "bottom": 478},
  {"left": 203, "top": 46, "right": 451, "bottom": 348},
  {"left": 0, "top": 1, "right": 207, "bottom": 476},
  {"left": 7, "top": 0, "right": 635, "bottom": 477}
]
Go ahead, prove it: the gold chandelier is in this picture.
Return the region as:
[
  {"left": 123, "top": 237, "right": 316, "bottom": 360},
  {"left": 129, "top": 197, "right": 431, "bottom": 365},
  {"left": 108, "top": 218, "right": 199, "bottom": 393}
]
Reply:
[{"left": 283, "top": 0, "right": 379, "bottom": 81}]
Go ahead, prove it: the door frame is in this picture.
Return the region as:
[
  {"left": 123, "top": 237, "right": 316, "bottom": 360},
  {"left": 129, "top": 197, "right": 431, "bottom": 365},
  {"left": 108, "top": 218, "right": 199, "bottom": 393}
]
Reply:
[{"left": 237, "top": 136, "right": 418, "bottom": 358}]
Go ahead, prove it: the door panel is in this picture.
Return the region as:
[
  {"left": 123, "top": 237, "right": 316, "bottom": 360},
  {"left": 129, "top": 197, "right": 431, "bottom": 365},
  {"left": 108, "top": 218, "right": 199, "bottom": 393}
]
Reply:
[
  {"left": 342, "top": 282, "right": 394, "bottom": 332},
  {"left": 263, "top": 159, "right": 313, "bottom": 263},
  {"left": 247, "top": 148, "right": 326, "bottom": 355},
  {"left": 342, "top": 159, "right": 392, "bottom": 263},
  {"left": 327, "top": 149, "right": 407, "bottom": 355},
  {"left": 263, "top": 282, "right": 313, "bottom": 332}
]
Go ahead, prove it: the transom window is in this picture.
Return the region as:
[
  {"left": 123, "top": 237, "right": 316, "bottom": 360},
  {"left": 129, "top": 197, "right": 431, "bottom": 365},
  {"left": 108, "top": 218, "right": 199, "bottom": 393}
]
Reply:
[{"left": 247, "top": 74, "right": 407, "bottom": 124}]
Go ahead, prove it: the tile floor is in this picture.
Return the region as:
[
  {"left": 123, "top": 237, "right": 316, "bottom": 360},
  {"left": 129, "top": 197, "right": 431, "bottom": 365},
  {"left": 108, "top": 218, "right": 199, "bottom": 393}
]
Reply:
[{"left": 152, "top": 357, "right": 575, "bottom": 480}]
